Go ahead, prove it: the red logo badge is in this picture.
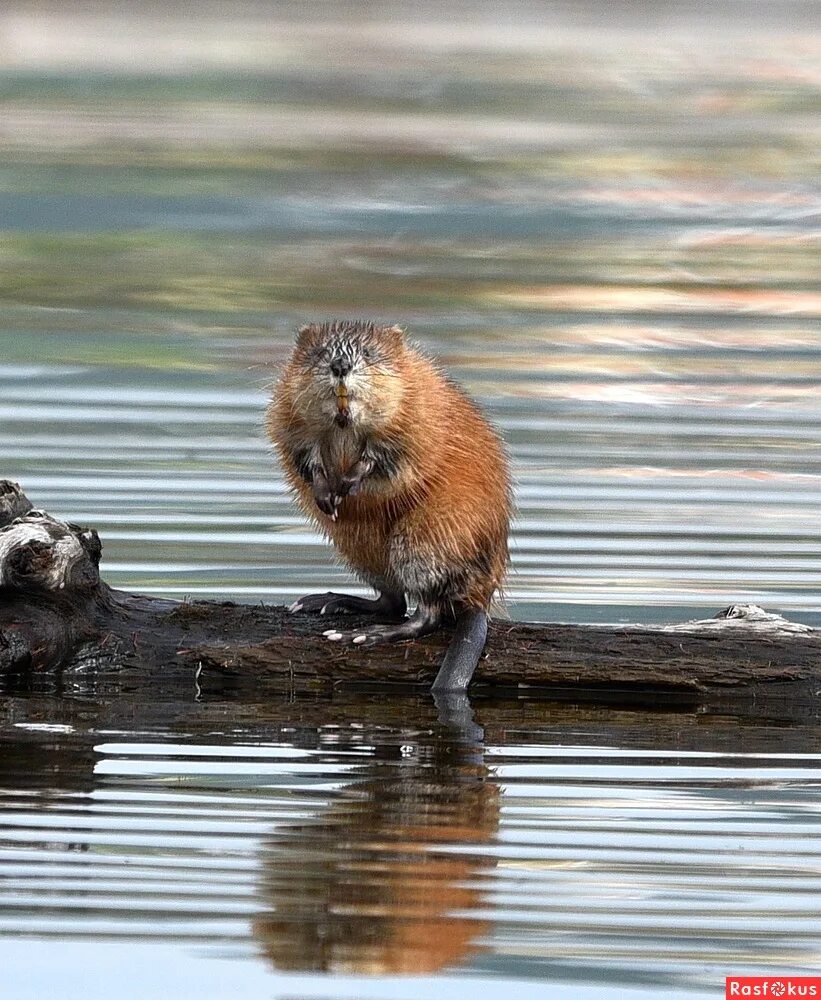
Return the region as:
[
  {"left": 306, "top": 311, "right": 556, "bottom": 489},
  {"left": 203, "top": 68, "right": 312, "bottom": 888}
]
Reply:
[{"left": 726, "top": 978, "right": 821, "bottom": 999}]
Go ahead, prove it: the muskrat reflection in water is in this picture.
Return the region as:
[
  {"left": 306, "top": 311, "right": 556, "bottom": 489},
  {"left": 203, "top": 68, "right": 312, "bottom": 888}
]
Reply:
[{"left": 253, "top": 735, "right": 499, "bottom": 974}]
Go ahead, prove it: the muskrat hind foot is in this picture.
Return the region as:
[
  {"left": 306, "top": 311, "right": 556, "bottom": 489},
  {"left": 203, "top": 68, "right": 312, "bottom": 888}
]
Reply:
[
  {"left": 323, "top": 604, "right": 442, "bottom": 646},
  {"left": 323, "top": 607, "right": 488, "bottom": 694},
  {"left": 289, "top": 590, "right": 407, "bottom": 618}
]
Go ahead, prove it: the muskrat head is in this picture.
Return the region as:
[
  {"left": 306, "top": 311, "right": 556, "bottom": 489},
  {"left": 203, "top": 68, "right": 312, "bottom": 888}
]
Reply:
[{"left": 290, "top": 320, "right": 405, "bottom": 431}]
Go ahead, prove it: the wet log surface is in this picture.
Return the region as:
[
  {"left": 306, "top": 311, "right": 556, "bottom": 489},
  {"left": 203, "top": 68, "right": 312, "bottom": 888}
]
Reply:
[{"left": 2, "top": 480, "right": 820, "bottom": 704}]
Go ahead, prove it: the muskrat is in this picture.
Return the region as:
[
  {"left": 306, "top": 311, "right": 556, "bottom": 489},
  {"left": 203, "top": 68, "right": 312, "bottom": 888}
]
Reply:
[{"left": 266, "top": 320, "right": 511, "bottom": 690}]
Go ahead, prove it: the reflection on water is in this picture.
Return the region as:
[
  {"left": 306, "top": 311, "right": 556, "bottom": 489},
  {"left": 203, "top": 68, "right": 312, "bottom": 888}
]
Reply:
[
  {"left": 254, "top": 733, "right": 498, "bottom": 975},
  {"left": 1, "top": 693, "right": 820, "bottom": 1000}
]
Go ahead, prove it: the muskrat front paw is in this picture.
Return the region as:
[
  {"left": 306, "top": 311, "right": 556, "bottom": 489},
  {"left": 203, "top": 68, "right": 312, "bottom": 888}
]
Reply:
[
  {"left": 311, "top": 465, "right": 341, "bottom": 518},
  {"left": 338, "top": 478, "right": 360, "bottom": 497},
  {"left": 313, "top": 490, "right": 343, "bottom": 519},
  {"left": 336, "top": 457, "right": 374, "bottom": 499}
]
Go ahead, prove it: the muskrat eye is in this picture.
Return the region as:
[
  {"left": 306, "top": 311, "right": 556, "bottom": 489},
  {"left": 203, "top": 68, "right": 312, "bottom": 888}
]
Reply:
[
  {"left": 362, "top": 347, "right": 376, "bottom": 363},
  {"left": 309, "top": 346, "right": 331, "bottom": 364}
]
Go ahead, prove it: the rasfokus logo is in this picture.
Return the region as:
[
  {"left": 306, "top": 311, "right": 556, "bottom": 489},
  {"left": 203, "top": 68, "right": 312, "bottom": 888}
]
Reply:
[{"left": 726, "top": 979, "right": 821, "bottom": 998}]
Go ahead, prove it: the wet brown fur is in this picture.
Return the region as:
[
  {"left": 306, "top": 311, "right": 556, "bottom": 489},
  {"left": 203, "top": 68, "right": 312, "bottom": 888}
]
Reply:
[{"left": 266, "top": 321, "right": 511, "bottom": 612}]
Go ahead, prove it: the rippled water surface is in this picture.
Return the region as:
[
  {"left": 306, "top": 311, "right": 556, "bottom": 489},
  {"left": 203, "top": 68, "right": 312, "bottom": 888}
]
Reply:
[
  {"left": 1, "top": 4, "right": 821, "bottom": 997},
  {"left": 2, "top": 693, "right": 821, "bottom": 1000},
  {"left": 2, "top": 4, "right": 820, "bottom": 623}
]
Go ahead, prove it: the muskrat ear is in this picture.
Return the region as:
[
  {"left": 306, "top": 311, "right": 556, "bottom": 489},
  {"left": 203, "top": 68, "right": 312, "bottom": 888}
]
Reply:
[
  {"left": 295, "top": 324, "right": 319, "bottom": 348},
  {"left": 381, "top": 324, "right": 405, "bottom": 350}
]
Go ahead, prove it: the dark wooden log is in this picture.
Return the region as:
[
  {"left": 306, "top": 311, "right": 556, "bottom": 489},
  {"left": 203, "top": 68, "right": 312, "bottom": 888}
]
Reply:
[{"left": 2, "top": 480, "right": 819, "bottom": 704}]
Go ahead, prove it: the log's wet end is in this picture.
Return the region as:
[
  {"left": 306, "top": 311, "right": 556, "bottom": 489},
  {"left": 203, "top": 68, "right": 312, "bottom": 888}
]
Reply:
[{"left": 2, "top": 481, "right": 820, "bottom": 705}]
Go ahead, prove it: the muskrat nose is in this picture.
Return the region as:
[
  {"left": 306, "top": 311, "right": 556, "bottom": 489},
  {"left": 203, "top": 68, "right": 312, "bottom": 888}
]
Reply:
[{"left": 329, "top": 358, "right": 352, "bottom": 379}]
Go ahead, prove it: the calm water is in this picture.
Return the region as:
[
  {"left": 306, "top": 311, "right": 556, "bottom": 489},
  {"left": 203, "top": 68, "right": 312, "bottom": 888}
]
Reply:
[{"left": 1, "top": 4, "right": 820, "bottom": 997}]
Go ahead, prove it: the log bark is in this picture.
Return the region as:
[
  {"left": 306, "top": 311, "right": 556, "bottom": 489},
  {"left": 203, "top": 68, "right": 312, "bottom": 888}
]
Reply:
[{"left": 1, "top": 480, "right": 819, "bottom": 704}]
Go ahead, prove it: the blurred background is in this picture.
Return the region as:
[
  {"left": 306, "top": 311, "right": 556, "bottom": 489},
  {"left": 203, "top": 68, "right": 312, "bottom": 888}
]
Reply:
[
  {"left": 2, "top": 9, "right": 821, "bottom": 997},
  {"left": 2, "top": 0, "right": 819, "bottom": 623}
]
